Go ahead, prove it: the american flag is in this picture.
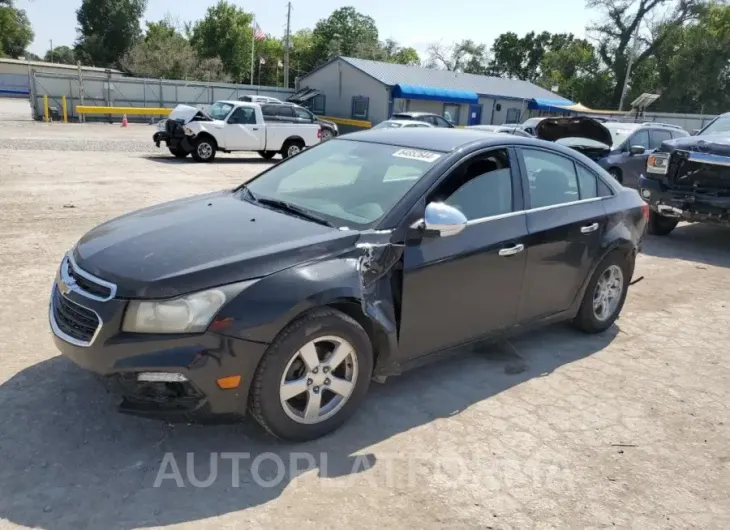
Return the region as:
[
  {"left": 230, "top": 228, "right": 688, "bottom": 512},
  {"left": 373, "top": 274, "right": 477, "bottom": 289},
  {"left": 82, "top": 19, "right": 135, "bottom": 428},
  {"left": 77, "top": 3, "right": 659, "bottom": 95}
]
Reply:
[{"left": 253, "top": 22, "right": 266, "bottom": 41}]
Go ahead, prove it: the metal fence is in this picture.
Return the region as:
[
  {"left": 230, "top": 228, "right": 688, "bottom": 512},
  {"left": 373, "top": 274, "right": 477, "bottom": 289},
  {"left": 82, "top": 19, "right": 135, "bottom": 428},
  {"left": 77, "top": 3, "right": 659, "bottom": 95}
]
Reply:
[{"left": 28, "top": 70, "right": 295, "bottom": 122}]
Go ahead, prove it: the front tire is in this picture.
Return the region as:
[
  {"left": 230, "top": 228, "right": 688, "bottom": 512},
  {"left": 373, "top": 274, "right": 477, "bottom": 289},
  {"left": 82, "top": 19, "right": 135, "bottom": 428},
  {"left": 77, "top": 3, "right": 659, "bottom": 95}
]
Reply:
[
  {"left": 191, "top": 136, "right": 216, "bottom": 163},
  {"left": 647, "top": 210, "right": 678, "bottom": 236},
  {"left": 168, "top": 146, "right": 189, "bottom": 158},
  {"left": 573, "top": 251, "right": 632, "bottom": 334},
  {"left": 249, "top": 308, "right": 373, "bottom": 442},
  {"left": 320, "top": 129, "right": 333, "bottom": 141}
]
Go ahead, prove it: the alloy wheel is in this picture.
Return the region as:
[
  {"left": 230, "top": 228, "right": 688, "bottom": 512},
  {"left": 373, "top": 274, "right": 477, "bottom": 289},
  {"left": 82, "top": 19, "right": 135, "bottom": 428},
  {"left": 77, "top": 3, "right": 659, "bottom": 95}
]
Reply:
[
  {"left": 198, "top": 142, "right": 213, "bottom": 160},
  {"left": 279, "top": 335, "right": 358, "bottom": 424},
  {"left": 593, "top": 264, "right": 624, "bottom": 321},
  {"left": 287, "top": 144, "right": 301, "bottom": 157}
]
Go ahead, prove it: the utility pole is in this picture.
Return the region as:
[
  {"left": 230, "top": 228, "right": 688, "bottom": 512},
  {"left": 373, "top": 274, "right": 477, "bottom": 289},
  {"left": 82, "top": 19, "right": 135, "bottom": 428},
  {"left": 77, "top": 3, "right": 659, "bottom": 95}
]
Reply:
[
  {"left": 284, "top": 2, "right": 292, "bottom": 89},
  {"left": 49, "top": 40, "right": 53, "bottom": 63},
  {"left": 618, "top": 23, "right": 641, "bottom": 112}
]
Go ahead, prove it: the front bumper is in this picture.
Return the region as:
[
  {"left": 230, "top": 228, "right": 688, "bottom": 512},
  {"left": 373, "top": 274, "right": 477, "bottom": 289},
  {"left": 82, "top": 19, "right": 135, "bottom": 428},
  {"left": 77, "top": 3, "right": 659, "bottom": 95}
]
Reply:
[
  {"left": 49, "top": 267, "right": 268, "bottom": 422},
  {"left": 638, "top": 174, "right": 730, "bottom": 225}
]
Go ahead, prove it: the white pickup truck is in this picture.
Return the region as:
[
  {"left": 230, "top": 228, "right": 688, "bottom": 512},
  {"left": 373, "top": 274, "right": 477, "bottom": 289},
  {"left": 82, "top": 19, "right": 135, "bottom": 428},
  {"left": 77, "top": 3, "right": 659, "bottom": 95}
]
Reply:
[{"left": 153, "top": 100, "right": 322, "bottom": 162}]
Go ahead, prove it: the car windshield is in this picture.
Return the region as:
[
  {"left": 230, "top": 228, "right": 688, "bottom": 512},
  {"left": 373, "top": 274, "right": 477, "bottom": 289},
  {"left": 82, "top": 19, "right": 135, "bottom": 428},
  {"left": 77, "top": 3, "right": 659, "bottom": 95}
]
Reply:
[
  {"left": 603, "top": 123, "right": 639, "bottom": 147},
  {"left": 207, "top": 102, "right": 235, "bottom": 120},
  {"left": 699, "top": 115, "right": 730, "bottom": 136},
  {"left": 243, "top": 139, "right": 443, "bottom": 228}
]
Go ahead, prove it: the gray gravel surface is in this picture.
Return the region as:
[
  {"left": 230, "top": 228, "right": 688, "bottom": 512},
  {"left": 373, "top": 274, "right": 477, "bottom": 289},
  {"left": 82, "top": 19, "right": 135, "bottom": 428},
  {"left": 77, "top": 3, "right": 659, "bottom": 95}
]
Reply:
[{"left": 2, "top": 138, "right": 162, "bottom": 153}]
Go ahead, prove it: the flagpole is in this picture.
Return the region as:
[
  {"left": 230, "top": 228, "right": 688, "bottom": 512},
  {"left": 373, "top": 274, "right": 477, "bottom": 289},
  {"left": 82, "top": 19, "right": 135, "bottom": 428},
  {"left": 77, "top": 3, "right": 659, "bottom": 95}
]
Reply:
[{"left": 250, "top": 14, "right": 256, "bottom": 85}]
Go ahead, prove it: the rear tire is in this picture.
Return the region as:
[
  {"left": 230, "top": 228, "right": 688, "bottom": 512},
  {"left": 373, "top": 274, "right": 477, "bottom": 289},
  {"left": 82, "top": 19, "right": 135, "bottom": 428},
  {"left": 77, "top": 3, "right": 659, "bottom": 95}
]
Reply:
[
  {"left": 191, "top": 136, "right": 216, "bottom": 163},
  {"left": 573, "top": 251, "right": 632, "bottom": 334},
  {"left": 168, "top": 146, "right": 189, "bottom": 158},
  {"left": 258, "top": 150, "right": 277, "bottom": 160},
  {"left": 281, "top": 139, "right": 305, "bottom": 159},
  {"left": 647, "top": 210, "right": 678, "bottom": 236},
  {"left": 249, "top": 308, "right": 373, "bottom": 442}
]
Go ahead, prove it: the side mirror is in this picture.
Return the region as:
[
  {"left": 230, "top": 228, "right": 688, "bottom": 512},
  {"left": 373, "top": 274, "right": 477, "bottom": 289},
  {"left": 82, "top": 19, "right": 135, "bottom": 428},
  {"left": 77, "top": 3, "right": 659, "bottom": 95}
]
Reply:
[
  {"left": 629, "top": 145, "right": 646, "bottom": 155},
  {"left": 416, "top": 202, "right": 467, "bottom": 237}
]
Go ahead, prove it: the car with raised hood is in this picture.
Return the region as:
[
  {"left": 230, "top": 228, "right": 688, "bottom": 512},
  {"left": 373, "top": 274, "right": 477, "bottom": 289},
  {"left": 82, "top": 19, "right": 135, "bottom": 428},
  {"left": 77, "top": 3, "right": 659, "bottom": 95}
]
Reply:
[
  {"left": 51, "top": 128, "right": 648, "bottom": 442},
  {"left": 153, "top": 100, "right": 322, "bottom": 162},
  {"left": 640, "top": 112, "right": 730, "bottom": 235}
]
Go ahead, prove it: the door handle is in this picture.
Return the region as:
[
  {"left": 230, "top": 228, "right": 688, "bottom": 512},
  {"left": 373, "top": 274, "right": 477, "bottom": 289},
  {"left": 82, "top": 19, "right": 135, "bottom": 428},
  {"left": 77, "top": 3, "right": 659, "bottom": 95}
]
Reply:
[
  {"left": 581, "top": 222, "right": 599, "bottom": 234},
  {"left": 252, "top": 127, "right": 259, "bottom": 130},
  {"left": 499, "top": 244, "right": 524, "bottom": 257}
]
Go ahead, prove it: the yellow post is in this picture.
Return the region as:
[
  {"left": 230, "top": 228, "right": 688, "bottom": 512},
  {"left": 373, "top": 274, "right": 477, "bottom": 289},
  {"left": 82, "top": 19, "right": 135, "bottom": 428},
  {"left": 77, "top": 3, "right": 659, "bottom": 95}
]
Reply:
[
  {"left": 43, "top": 95, "right": 49, "bottom": 122},
  {"left": 62, "top": 95, "right": 68, "bottom": 123}
]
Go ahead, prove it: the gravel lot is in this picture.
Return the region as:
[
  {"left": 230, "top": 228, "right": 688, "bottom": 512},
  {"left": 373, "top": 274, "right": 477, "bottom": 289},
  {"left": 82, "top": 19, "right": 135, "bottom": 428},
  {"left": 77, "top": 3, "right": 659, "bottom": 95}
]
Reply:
[{"left": 0, "top": 98, "right": 729, "bottom": 530}]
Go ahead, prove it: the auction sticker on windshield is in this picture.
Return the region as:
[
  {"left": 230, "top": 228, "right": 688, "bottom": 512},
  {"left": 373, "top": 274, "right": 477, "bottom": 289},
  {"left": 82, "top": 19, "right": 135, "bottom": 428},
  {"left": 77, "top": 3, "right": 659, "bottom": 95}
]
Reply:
[{"left": 392, "top": 149, "right": 442, "bottom": 163}]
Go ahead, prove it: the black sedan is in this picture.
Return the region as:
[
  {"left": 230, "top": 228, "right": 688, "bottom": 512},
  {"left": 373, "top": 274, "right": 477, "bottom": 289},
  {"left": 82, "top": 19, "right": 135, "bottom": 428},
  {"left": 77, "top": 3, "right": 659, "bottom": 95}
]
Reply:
[{"left": 49, "top": 128, "right": 648, "bottom": 442}]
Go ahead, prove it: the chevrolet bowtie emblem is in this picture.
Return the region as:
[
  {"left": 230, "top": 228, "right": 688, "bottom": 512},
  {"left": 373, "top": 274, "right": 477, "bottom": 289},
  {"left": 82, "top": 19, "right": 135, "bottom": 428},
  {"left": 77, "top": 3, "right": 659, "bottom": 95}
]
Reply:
[{"left": 59, "top": 277, "right": 75, "bottom": 295}]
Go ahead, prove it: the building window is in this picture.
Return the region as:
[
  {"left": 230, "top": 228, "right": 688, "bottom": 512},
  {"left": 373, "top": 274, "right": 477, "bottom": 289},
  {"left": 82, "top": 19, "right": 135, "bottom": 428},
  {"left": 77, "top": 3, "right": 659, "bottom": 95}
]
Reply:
[
  {"left": 505, "top": 108, "right": 521, "bottom": 124},
  {"left": 443, "top": 104, "right": 460, "bottom": 125},
  {"left": 311, "top": 94, "right": 325, "bottom": 115},
  {"left": 351, "top": 96, "right": 369, "bottom": 120}
]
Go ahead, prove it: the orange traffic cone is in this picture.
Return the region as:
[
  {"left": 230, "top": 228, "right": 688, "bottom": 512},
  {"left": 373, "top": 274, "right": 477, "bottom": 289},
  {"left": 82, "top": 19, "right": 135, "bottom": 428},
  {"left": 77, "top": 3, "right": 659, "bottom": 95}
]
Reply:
[{"left": 121, "top": 114, "right": 128, "bottom": 127}]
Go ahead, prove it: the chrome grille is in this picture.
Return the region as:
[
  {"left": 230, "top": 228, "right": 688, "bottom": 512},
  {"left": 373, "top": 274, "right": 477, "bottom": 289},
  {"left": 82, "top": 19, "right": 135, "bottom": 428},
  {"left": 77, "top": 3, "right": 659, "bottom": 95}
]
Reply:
[
  {"left": 61, "top": 254, "right": 117, "bottom": 302},
  {"left": 51, "top": 287, "right": 100, "bottom": 345}
]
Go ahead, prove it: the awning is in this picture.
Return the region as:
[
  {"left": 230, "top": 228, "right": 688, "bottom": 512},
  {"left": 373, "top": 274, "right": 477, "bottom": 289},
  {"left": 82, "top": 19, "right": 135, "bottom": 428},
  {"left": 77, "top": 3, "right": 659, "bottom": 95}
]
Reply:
[
  {"left": 287, "top": 88, "right": 322, "bottom": 104},
  {"left": 528, "top": 98, "right": 576, "bottom": 112},
  {"left": 392, "top": 84, "right": 479, "bottom": 104}
]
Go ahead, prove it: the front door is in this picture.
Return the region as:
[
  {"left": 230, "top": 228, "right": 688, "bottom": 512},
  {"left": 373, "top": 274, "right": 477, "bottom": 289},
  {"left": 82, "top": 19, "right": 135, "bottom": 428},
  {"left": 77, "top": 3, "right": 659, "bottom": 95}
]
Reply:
[
  {"left": 622, "top": 129, "right": 651, "bottom": 188},
  {"left": 468, "top": 105, "right": 482, "bottom": 126},
  {"left": 398, "top": 147, "right": 529, "bottom": 359},
  {"left": 516, "top": 147, "right": 608, "bottom": 322},
  {"left": 225, "top": 106, "right": 264, "bottom": 151}
]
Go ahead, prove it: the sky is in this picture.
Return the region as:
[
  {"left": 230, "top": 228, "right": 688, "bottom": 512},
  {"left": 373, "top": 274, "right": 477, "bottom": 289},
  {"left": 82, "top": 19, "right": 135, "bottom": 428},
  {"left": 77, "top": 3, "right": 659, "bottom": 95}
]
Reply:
[{"left": 18, "top": 0, "right": 591, "bottom": 59}]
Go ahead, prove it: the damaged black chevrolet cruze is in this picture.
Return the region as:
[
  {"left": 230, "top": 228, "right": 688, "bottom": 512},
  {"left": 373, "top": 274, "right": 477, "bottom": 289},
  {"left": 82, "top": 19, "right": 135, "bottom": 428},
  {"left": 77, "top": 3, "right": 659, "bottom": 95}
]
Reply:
[{"left": 50, "top": 128, "right": 648, "bottom": 442}]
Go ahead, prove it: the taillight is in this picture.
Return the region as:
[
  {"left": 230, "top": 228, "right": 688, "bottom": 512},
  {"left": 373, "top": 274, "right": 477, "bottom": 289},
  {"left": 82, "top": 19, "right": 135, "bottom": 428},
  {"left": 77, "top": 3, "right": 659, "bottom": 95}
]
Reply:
[
  {"left": 641, "top": 203, "right": 650, "bottom": 221},
  {"left": 317, "top": 127, "right": 322, "bottom": 139}
]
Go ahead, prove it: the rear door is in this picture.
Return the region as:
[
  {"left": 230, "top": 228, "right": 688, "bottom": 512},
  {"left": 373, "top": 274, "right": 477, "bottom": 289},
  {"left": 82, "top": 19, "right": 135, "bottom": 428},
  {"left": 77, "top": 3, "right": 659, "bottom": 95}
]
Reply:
[
  {"left": 398, "top": 147, "right": 530, "bottom": 359},
  {"left": 224, "top": 106, "right": 264, "bottom": 150},
  {"left": 516, "top": 147, "right": 609, "bottom": 322}
]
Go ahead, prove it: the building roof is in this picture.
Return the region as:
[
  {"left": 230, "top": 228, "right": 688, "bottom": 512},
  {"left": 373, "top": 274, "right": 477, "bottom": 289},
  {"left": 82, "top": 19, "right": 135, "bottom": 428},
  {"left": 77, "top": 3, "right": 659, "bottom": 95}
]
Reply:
[
  {"left": 336, "top": 57, "right": 570, "bottom": 103},
  {"left": 0, "top": 57, "right": 123, "bottom": 74}
]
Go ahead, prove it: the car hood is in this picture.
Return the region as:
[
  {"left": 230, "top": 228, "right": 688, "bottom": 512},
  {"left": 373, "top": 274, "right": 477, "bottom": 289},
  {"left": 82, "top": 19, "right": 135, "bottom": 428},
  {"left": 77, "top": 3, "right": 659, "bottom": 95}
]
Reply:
[
  {"left": 73, "top": 190, "right": 358, "bottom": 299},
  {"left": 535, "top": 117, "right": 613, "bottom": 146},
  {"left": 168, "top": 104, "right": 209, "bottom": 124},
  {"left": 658, "top": 133, "right": 730, "bottom": 156}
]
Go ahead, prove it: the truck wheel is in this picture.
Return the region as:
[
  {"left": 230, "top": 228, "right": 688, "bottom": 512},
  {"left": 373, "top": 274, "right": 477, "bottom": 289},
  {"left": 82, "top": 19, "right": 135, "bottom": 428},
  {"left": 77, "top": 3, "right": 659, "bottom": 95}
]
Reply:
[
  {"left": 258, "top": 151, "right": 277, "bottom": 160},
  {"left": 573, "top": 251, "right": 632, "bottom": 334},
  {"left": 320, "top": 129, "right": 333, "bottom": 141},
  {"left": 249, "top": 308, "right": 373, "bottom": 442},
  {"left": 191, "top": 137, "right": 217, "bottom": 163},
  {"left": 647, "top": 210, "right": 678, "bottom": 236},
  {"left": 281, "top": 140, "right": 305, "bottom": 159},
  {"left": 168, "top": 146, "right": 189, "bottom": 159}
]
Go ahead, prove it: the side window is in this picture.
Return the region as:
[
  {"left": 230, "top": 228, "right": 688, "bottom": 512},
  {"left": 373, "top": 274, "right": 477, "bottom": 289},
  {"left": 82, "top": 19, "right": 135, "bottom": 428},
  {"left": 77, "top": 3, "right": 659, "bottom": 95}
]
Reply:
[
  {"left": 436, "top": 116, "right": 453, "bottom": 127},
  {"left": 576, "top": 164, "right": 599, "bottom": 199},
  {"left": 425, "top": 116, "right": 440, "bottom": 126},
  {"left": 649, "top": 129, "right": 672, "bottom": 150},
  {"left": 228, "top": 107, "right": 257, "bottom": 125},
  {"left": 429, "top": 149, "right": 513, "bottom": 221},
  {"left": 522, "top": 149, "right": 579, "bottom": 208},
  {"left": 293, "top": 107, "right": 312, "bottom": 120},
  {"left": 276, "top": 106, "right": 295, "bottom": 119},
  {"left": 629, "top": 130, "right": 649, "bottom": 149},
  {"left": 351, "top": 96, "right": 369, "bottom": 120},
  {"left": 260, "top": 104, "right": 277, "bottom": 117},
  {"left": 443, "top": 104, "right": 459, "bottom": 125},
  {"left": 311, "top": 94, "right": 326, "bottom": 114}
]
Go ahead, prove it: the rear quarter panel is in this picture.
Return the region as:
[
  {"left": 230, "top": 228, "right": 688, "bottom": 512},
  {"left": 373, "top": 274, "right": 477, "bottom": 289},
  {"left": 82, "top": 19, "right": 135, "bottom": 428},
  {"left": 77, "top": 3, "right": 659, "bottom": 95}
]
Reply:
[{"left": 264, "top": 123, "right": 320, "bottom": 150}]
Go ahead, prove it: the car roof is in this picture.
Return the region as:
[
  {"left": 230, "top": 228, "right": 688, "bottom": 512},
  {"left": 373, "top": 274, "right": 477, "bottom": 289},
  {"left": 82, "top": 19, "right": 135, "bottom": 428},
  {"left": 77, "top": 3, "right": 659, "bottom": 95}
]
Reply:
[
  {"left": 383, "top": 119, "right": 432, "bottom": 125},
  {"left": 393, "top": 111, "right": 439, "bottom": 117},
  {"left": 342, "top": 127, "right": 564, "bottom": 153}
]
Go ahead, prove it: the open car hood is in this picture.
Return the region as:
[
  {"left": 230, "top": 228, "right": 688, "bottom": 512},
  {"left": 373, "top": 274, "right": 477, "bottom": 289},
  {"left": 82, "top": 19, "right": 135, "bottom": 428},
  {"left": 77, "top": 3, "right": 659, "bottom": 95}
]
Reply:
[
  {"left": 168, "top": 104, "right": 211, "bottom": 124},
  {"left": 535, "top": 117, "right": 613, "bottom": 147}
]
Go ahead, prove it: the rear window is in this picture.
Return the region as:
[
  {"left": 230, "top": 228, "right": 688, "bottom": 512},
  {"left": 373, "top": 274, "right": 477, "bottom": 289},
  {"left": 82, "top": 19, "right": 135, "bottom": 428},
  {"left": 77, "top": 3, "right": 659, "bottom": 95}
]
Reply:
[{"left": 261, "top": 104, "right": 278, "bottom": 117}]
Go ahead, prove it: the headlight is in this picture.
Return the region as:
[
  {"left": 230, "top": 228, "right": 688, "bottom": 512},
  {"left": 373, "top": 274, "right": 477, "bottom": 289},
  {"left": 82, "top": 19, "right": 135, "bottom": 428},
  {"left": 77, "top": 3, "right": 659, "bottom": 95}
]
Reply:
[
  {"left": 647, "top": 152, "right": 670, "bottom": 175},
  {"left": 122, "top": 280, "right": 258, "bottom": 334},
  {"left": 184, "top": 127, "right": 195, "bottom": 136},
  {"left": 157, "top": 119, "right": 167, "bottom": 131}
]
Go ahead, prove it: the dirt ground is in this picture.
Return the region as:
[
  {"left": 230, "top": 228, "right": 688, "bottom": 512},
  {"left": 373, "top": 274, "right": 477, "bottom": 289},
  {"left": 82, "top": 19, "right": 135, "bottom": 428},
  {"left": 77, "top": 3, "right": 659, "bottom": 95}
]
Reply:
[{"left": 0, "top": 98, "right": 729, "bottom": 529}]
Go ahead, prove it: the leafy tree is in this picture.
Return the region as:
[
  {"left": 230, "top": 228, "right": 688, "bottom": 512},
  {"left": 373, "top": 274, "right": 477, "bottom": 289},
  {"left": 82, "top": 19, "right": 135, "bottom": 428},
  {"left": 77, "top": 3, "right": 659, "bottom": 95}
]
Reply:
[
  {"left": 311, "top": 7, "right": 380, "bottom": 63},
  {"left": 380, "top": 39, "right": 420, "bottom": 65},
  {"left": 426, "top": 40, "right": 489, "bottom": 74},
  {"left": 120, "top": 19, "right": 196, "bottom": 79},
  {"left": 0, "top": 0, "right": 34, "bottom": 58},
  {"left": 189, "top": 1, "right": 255, "bottom": 82},
  {"left": 587, "top": 0, "right": 707, "bottom": 107},
  {"left": 488, "top": 31, "right": 580, "bottom": 82},
  {"left": 74, "top": 0, "right": 146, "bottom": 67},
  {"left": 45, "top": 45, "right": 75, "bottom": 64},
  {"left": 289, "top": 29, "right": 318, "bottom": 81}
]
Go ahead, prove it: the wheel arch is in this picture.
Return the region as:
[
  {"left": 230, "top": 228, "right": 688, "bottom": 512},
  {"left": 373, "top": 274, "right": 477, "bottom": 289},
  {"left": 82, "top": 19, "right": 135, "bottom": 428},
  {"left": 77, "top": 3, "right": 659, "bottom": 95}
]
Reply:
[
  {"left": 608, "top": 166, "right": 623, "bottom": 183},
  {"left": 195, "top": 131, "right": 218, "bottom": 148},
  {"left": 283, "top": 135, "right": 305, "bottom": 146}
]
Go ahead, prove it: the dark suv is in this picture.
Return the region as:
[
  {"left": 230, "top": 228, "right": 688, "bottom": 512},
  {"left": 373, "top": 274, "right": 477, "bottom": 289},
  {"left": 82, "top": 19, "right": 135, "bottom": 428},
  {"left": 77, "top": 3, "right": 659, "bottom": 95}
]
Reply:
[
  {"left": 261, "top": 103, "right": 339, "bottom": 140},
  {"left": 391, "top": 112, "right": 455, "bottom": 128}
]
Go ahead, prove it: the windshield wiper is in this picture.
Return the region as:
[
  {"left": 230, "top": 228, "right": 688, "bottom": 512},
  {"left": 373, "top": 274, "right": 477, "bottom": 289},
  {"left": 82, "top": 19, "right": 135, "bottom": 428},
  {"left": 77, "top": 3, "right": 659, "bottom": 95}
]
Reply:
[{"left": 254, "top": 196, "right": 336, "bottom": 228}]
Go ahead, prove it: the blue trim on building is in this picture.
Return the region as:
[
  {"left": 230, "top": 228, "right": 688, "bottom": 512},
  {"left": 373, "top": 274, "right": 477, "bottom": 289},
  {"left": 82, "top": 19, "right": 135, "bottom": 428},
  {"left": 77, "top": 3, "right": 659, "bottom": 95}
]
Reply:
[
  {"left": 0, "top": 88, "right": 29, "bottom": 95},
  {"left": 527, "top": 98, "right": 574, "bottom": 112},
  {"left": 392, "top": 84, "right": 479, "bottom": 104}
]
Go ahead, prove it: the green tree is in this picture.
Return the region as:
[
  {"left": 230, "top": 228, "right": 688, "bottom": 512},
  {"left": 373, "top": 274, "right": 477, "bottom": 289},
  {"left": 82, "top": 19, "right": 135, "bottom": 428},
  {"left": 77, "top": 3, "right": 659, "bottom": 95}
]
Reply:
[
  {"left": 311, "top": 7, "right": 380, "bottom": 63},
  {"left": 587, "top": 0, "right": 707, "bottom": 108},
  {"left": 488, "top": 31, "right": 580, "bottom": 82},
  {"left": 0, "top": 0, "right": 34, "bottom": 58},
  {"left": 189, "top": 1, "right": 255, "bottom": 82},
  {"left": 45, "top": 45, "right": 75, "bottom": 64},
  {"left": 426, "top": 40, "right": 489, "bottom": 74},
  {"left": 380, "top": 39, "right": 420, "bottom": 65},
  {"left": 74, "top": 0, "right": 147, "bottom": 67},
  {"left": 120, "top": 18, "right": 196, "bottom": 79}
]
